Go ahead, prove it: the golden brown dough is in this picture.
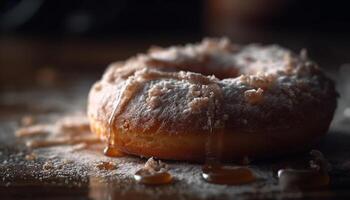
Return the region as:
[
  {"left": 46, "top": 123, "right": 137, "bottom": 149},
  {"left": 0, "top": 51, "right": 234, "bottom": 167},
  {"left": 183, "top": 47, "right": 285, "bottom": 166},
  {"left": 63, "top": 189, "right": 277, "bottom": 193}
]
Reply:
[{"left": 88, "top": 38, "right": 337, "bottom": 161}]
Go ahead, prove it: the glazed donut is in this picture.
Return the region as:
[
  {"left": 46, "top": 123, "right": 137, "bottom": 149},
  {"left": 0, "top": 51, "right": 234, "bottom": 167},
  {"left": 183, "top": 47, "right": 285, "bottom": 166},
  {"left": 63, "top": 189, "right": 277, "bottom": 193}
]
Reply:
[{"left": 88, "top": 38, "right": 337, "bottom": 161}]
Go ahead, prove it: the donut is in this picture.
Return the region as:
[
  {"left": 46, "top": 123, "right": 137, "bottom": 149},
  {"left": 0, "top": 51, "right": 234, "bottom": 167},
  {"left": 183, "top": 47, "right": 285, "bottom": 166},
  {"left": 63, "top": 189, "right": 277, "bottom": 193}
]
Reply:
[{"left": 87, "top": 38, "right": 337, "bottom": 162}]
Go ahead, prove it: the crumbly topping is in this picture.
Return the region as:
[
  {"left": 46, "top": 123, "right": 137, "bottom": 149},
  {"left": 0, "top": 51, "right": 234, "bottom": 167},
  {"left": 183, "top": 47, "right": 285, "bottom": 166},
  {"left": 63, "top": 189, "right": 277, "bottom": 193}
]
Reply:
[
  {"left": 93, "top": 82, "right": 102, "bottom": 92},
  {"left": 148, "top": 38, "right": 234, "bottom": 66},
  {"left": 88, "top": 37, "right": 336, "bottom": 136},
  {"left": 237, "top": 74, "right": 276, "bottom": 89},
  {"left": 244, "top": 88, "right": 264, "bottom": 105},
  {"left": 187, "top": 97, "right": 210, "bottom": 114},
  {"left": 146, "top": 81, "right": 174, "bottom": 109},
  {"left": 143, "top": 157, "right": 168, "bottom": 173}
]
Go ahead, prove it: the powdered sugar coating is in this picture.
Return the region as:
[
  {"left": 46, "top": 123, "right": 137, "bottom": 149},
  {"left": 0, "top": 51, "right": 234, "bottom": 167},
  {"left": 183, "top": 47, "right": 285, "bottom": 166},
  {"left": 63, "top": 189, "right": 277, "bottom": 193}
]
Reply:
[{"left": 88, "top": 38, "right": 337, "bottom": 137}]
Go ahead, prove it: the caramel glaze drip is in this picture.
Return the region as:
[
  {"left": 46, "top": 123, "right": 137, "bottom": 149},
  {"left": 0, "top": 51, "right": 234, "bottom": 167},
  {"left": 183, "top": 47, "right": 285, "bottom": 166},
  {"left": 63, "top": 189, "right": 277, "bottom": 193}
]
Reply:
[
  {"left": 103, "top": 146, "right": 125, "bottom": 157},
  {"left": 278, "top": 169, "right": 330, "bottom": 190},
  {"left": 202, "top": 164, "right": 256, "bottom": 185},
  {"left": 203, "top": 130, "right": 256, "bottom": 185},
  {"left": 200, "top": 77, "right": 256, "bottom": 185},
  {"left": 134, "top": 157, "right": 173, "bottom": 185},
  {"left": 134, "top": 169, "right": 173, "bottom": 185},
  {"left": 105, "top": 72, "right": 146, "bottom": 155},
  {"left": 277, "top": 150, "right": 331, "bottom": 190}
]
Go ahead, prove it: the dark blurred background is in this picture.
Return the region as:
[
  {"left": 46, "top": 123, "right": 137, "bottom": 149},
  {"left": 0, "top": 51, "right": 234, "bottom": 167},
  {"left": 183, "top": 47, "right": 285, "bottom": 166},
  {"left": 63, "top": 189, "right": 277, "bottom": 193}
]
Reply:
[{"left": 1, "top": 0, "right": 350, "bottom": 87}]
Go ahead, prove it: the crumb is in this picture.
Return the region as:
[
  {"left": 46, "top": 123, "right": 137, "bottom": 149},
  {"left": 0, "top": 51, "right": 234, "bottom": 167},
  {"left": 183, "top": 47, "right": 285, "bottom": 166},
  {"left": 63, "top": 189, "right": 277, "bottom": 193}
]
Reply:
[
  {"left": 122, "top": 120, "right": 130, "bottom": 131},
  {"left": 62, "top": 159, "right": 73, "bottom": 164},
  {"left": 147, "top": 96, "right": 161, "bottom": 109},
  {"left": 239, "top": 75, "right": 274, "bottom": 89},
  {"left": 25, "top": 152, "right": 37, "bottom": 161},
  {"left": 244, "top": 88, "right": 264, "bottom": 104},
  {"left": 93, "top": 82, "right": 102, "bottom": 92},
  {"left": 134, "top": 158, "right": 173, "bottom": 185},
  {"left": 188, "top": 97, "right": 209, "bottom": 114},
  {"left": 25, "top": 138, "right": 67, "bottom": 149},
  {"left": 57, "top": 116, "right": 90, "bottom": 133},
  {"left": 21, "top": 115, "right": 36, "bottom": 126},
  {"left": 95, "top": 161, "right": 117, "bottom": 170},
  {"left": 15, "top": 125, "right": 50, "bottom": 138},
  {"left": 43, "top": 161, "right": 54, "bottom": 170},
  {"left": 25, "top": 136, "right": 100, "bottom": 149},
  {"left": 144, "top": 157, "right": 168, "bottom": 173}
]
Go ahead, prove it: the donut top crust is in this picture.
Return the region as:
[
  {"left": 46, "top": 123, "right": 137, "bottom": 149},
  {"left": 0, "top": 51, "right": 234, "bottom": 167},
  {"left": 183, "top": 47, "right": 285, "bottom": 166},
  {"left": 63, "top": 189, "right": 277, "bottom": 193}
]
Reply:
[{"left": 88, "top": 38, "right": 337, "bottom": 136}]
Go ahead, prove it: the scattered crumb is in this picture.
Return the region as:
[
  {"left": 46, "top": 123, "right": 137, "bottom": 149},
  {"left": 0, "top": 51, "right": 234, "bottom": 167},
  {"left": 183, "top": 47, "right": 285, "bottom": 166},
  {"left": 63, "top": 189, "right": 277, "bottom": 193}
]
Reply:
[
  {"left": 25, "top": 136, "right": 100, "bottom": 149},
  {"left": 239, "top": 74, "right": 274, "bottom": 89},
  {"left": 15, "top": 125, "right": 50, "bottom": 138},
  {"left": 134, "top": 158, "right": 173, "bottom": 185},
  {"left": 43, "top": 161, "right": 54, "bottom": 170},
  {"left": 143, "top": 157, "right": 168, "bottom": 173},
  {"left": 16, "top": 113, "right": 101, "bottom": 152},
  {"left": 57, "top": 116, "right": 90, "bottom": 134},
  {"left": 95, "top": 161, "right": 117, "bottom": 170},
  {"left": 188, "top": 97, "right": 210, "bottom": 114},
  {"left": 25, "top": 152, "right": 37, "bottom": 161}
]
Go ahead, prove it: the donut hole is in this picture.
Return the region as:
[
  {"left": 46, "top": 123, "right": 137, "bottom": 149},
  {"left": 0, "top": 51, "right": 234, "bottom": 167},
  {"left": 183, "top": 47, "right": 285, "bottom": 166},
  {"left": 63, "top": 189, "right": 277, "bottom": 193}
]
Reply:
[
  {"left": 183, "top": 65, "right": 240, "bottom": 80},
  {"left": 146, "top": 59, "right": 241, "bottom": 80}
]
